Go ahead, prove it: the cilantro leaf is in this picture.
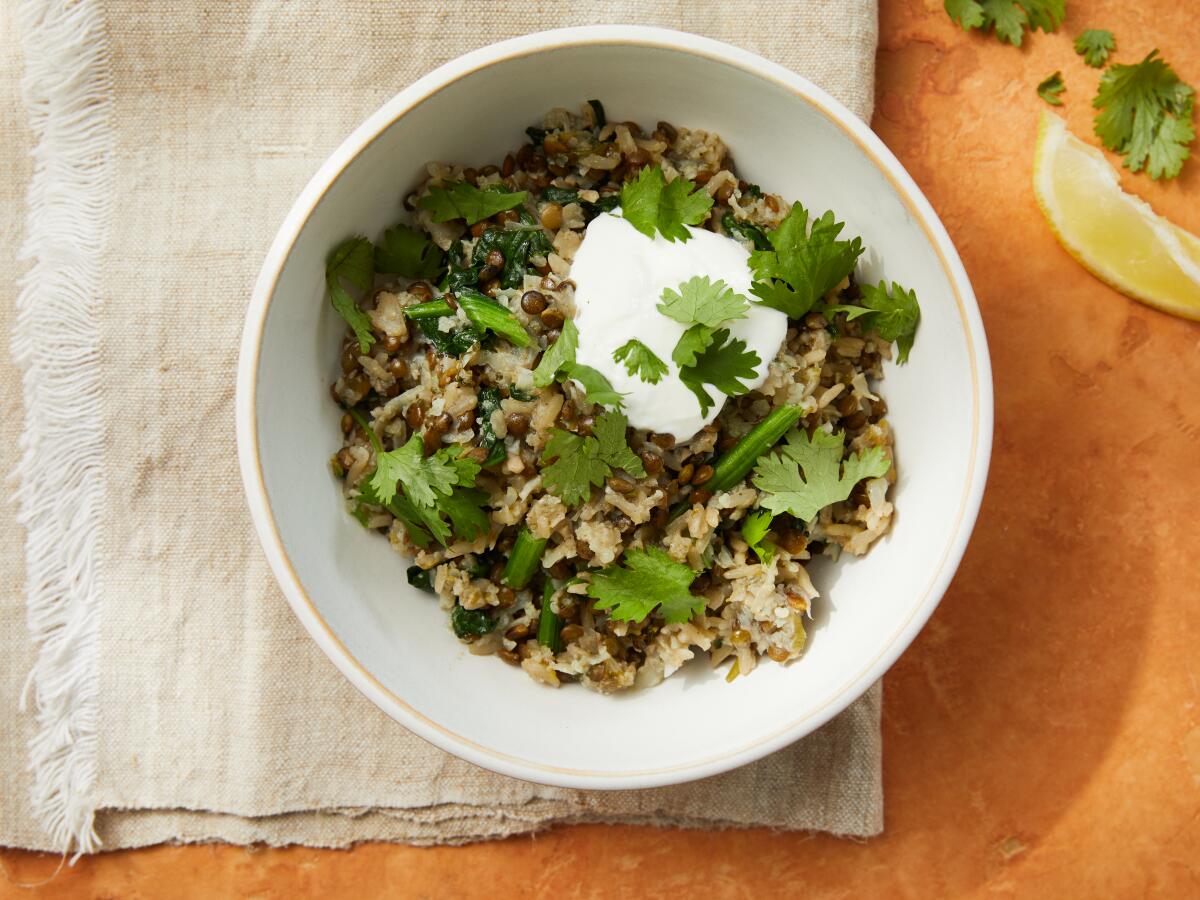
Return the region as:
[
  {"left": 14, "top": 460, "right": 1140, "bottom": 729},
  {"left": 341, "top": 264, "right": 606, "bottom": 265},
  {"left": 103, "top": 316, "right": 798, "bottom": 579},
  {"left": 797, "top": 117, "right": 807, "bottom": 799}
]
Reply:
[
  {"left": 368, "top": 434, "right": 459, "bottom": 507},
  {"left": 374, "top": 223, "right": 445, "bottom": 279},
  {"left": 740, "top": 509, "right": 776, "bottom": 564},
  {"left": 1075, "top": 29, "right": 1115, "bottom": 68},
  {"left": 671, "top": 324, "right": 714, "bottom": 369},
  {"left": 326, "top": 236, "right": 376, "bottom": 352},
  {"left": 752, "top": 429, "right": 891, "bottom": 522},
  {"left": 542, "top": 411, "right": 643, "bottom": 505},
  {"left": 677, "top": 328, "right": 761, "bottom": 416},
  {"left": 592, "top": 410, "right": 646, "bottom": 478},
  {"left": 860, "top": 281, "right": 921, "bottom": 363},
  {"left": 533, "top": 318, "right": 579, "bottom": 387},
  {"left": 748, "top": 204, "right": 864, "bottom": 319},
  {"left": 944, "top": 0, "right": 1064, "bottom": 46},
  {"left": 1093, "top": 50, "right": 1196, "bottom": 180},
  {"left": 612, "top": 339, "right": 668, "bottom": 384},
  {"left": 437, "top": 487, "right": 491, "bottom": 542},
  {"left": 587, "top": 547, "right": 700, "bottom": 624},
  {"left": 564, "top": 363, "right": 626, "bottom": 410},
  {"left": 541, "top": 430, "right": 607, "bottom": 506},
  {"left": 619, "top": 166, "right": 713, "bottom": 242},
  {"left": 418, "top": 181, "right": 528, "bottom": 225},
  {"left": 657, "top": 275, "right": 750, "bottom": 328},
  {"left": 1037, "top": 71, "right": 1066, "bottom": 107},
  {"left": 457, "top": 291, "right": 532, "bottom": 348}
]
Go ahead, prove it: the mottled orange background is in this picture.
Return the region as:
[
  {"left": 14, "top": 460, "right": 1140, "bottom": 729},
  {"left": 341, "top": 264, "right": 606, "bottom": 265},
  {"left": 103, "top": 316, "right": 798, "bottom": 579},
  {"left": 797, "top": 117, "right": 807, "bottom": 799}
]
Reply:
[{"left": 3, "top": 1, "right": 1199, "bottom": 897}]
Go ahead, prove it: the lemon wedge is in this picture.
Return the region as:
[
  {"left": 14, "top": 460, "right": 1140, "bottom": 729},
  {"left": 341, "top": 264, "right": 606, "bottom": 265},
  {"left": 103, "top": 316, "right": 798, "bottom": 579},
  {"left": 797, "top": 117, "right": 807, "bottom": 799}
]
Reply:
[{"left": 1033, "top": 111, "right": 1200, "bottom": 321}]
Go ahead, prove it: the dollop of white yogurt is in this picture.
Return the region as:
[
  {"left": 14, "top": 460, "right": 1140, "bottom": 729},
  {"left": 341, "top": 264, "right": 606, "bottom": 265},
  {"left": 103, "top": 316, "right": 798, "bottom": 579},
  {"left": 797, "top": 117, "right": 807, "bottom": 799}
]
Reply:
[{"left": 569, "top": 213, "right": 787, "bottom": 442}]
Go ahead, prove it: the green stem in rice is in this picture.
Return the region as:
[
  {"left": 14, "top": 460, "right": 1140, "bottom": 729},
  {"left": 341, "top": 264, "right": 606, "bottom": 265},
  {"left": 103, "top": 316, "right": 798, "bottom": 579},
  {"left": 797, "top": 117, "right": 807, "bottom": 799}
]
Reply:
[
  {"left": 537, "top": 581, "right": 561, "bottom": 652},
  {"left": 501, "top": 528, "right": 546, "bottom": 590},
  {"left": 404, "top": 299, "right": 455, "bottom": 320},
  {"left": 707, "top": 405, "right": 804, "bottom": 493},
  {"left": 347, "top": 407, "right": 383, "bottom": 454}
]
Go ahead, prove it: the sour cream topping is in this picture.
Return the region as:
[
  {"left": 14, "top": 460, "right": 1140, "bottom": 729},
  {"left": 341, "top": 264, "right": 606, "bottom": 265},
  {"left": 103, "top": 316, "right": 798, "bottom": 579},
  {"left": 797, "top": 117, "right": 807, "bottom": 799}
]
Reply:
[{"left": 569, "top": 213, "right": 787, "bottom": 442}]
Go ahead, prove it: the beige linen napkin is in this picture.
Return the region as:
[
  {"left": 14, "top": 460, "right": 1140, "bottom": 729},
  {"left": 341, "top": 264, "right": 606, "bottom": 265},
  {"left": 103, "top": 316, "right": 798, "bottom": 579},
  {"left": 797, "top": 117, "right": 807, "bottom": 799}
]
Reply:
[{"left": 2, "top": 0, "right": 881, "bottom": 853}]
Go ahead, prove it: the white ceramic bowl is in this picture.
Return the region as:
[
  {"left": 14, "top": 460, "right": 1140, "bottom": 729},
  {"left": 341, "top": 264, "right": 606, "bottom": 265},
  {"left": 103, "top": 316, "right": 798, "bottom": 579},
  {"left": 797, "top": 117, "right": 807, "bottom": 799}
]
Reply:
[{"left": 237, "top": 26, "right": 992, "bottom": 789}]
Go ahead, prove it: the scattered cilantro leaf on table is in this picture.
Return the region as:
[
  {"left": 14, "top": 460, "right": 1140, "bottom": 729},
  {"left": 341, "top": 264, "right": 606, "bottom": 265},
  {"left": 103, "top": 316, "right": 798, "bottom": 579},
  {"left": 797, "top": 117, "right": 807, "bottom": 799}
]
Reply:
[
  {"left": 1037, "top": 71, "right": 1066, "bottom": 107},
  {"left": 612, "top": 339, "right": 668, "bottom": 384},
  {"left": 677, "top": 328, "right": 760, "bottom": 416},
  {"left": 860, "top": 281, "right": 922, "bottom": 363},
  {"left": 586, "top": 547, "right": 701, "bottom": 624},
  {"left": 374, "top": 223, "right": 445, "bottom": 279},
  {"left": 326, "top": 236, "right": 376, "bottom": 352},
  {"left": 740, "top": 509, "right": 776, "bottom": 564},
  {"left": 418, "top": 181, "right": 528, "bottom": 225},
  {"left": 748, "top": 203, "right": 864, "bottom": 319},
  {"left": 1093, "top": 50, "right": 1196, "bottom": 180},
  {"left": 619, "top": 166, "right": 713, "bottom": 242},
  {"left": 541, "top": 410, "right": 643, "bottom": 505},
  {"left": 752, "top": 429, "right": 890, "bottom": 523},
  {"left": 1074, "top": 29, "right": 1115, "bottom": 68},
  {"left": 657, "top": 275, "right": 750, "bottom": 328},
  {"left": 944, "top": 0, "right": 1065, "bottom": 47},
  {"left": 533, "top": 318, "right": 579, "bottom": 386}
]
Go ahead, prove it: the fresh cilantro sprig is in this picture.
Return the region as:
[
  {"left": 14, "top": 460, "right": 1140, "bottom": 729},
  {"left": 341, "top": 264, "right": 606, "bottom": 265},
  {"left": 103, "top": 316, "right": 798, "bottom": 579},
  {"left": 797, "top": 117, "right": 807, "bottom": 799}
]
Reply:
[
  {"left": 1037, "top": 72, "right": 1066, "bottom": 107},
  {"left": 541, "top": 410, "right": 645, "bottom": 505},
  {"left": 944, "top": 0, "right": 1065, "bottom": 47},
  {"left": 675, "top": 328, "right": 760, "bottom": 416},
  {"left": 657, "top": 275, "right": 750, "bottom": 328},
  {"left": 533, "top": 318, "right": 579, "bottom": 387},
  {"left": 619, "top": 166, "right": 713, "bottom": 242},
  {"left": 748, "top": 203, "right": 864, "bottom": 320},
  {"left": 419, "top": 181, "right": 528, "bottom": 225},
  {"left": 374, "top": 223, "right": 445, "bottom": 280},
  {"left": 612, "top": 339, "right": 668, "bottom": 384},
  {"left": 586, "top": 547, "right": 701, "bottom": 624},
  {"left": 326, "top": 236, "right": 376, "bottom": 352},
  {"left": 368, "top": 434, "right": 469, "bottom": 507},
  {"left": 752, "top": 428, "right": 890, "bottom": 522},
  {"left": 1093, "top": 50, "right": 1196, "bottom": 180},
  {"left": 740, "top": 509, "right": 776, "bottom": 564},
  {"left": 349, "top": 415, "right": 489, "bottom": 547},
  {"left": 532, "top": 319, "right": 625, "bottom": 409},
  {"left": 862, "top": 281, "right": 921, "bottom": 363},
  {"left": 1075, "top": 29, "right": 1115, "bottom": 68}
]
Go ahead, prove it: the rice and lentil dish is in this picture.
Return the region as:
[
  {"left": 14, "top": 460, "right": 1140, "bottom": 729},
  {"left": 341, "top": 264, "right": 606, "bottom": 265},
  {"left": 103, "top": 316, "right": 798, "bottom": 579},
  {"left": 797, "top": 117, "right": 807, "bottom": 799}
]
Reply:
[{"left": 326, "top": 100, "right": 919, "bottom": 693}]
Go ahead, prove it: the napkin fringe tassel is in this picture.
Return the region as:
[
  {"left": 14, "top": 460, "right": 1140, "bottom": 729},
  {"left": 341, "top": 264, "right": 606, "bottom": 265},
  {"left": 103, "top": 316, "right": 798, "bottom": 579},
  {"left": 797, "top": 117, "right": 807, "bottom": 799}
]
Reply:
[{"left": 12, "top": 0, "right": 114, "bottom": 859}]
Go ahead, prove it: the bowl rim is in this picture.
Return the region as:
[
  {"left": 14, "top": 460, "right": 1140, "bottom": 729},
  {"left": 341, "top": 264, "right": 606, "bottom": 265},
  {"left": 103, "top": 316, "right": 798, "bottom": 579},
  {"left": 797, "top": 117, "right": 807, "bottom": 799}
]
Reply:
[{"left": 236, "top": 24, "right": 994, "bottom": 790}]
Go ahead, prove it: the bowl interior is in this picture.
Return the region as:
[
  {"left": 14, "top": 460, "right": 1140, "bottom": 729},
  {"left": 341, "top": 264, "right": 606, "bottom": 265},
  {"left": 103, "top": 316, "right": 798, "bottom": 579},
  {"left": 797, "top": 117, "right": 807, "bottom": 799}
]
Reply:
[{"left": 251, "top": 39, "right": 985, "bottom": 781}]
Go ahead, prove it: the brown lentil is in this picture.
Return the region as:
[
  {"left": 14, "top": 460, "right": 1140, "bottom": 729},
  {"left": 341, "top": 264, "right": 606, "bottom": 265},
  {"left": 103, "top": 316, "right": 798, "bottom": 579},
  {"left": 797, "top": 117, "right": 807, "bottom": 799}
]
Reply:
[
  {"left": 692, "top": 464, "right": 714, "bottom": 486},
  {"left": 505, "top": 412, "right": 530, "bottom": 436},
  {"left": 640, "top": 451, "right": 664, "bottom": 475},
  {"left": 520, "top": 290, "right": 547, "bottom": 315},
  {"left": 650, "top": 432, "right": 676, "bottom": 450},
  {"left": 539, "top": 307, "right": 565, "bottom": 329},
  {"left": 409, "top": 281, "right": 433, "bottom": 301},
  {"left": 676, "top": 462, "right": 695, "bottom": 485},
  {"left": 387, "top": 358, "right": 409, "bottom": 381},
  {"left": 404, "top": 402, "right": 425, "bottom": 429},
  {"left": 540, "top": 203, "right": 563, "bottom": 230},
  {"left": 505, "top": 621, "right": 531, "bottom": 642},
  {"left": 340, "top": 413, "right": 353, "bottom": 434},
  {"left": 559, "top": 624, "right": 584, "bottom": 644},
  {"left": 690, "top": 488, "right": 713, "bottom": 506},
  {"left": 484, "top": 249, "right": 505, "bottom": 269}
]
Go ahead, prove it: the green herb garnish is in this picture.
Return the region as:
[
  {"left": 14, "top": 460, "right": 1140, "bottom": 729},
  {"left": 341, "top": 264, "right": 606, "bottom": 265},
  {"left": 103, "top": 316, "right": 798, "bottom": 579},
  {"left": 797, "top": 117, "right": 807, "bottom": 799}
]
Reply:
[
  {"left": 612, "top": 339, "right": 668, "bottom": 384},
  {"left": 326, "top": 236, "right": 376, "bottom": 352},
  {"left": 586, "top": 547, "right": 701, "bottom": 624},
  {"left": 619, "top": 166, "right": 713, "bottom": 242},
  {"left": 1074, "top": 29, "right": 1115, "bottom": 68},
  {"left": 752, "top": 428, "right": 890, "bottom": 522},
  {"left": 419, "top": 181, "right": 528, "bottom": 225}
]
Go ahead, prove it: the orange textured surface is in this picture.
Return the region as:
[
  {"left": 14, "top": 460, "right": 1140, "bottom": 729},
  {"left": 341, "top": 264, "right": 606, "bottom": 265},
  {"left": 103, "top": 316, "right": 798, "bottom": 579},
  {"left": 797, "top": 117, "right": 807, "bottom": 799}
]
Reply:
[{"left": 3, "top": 1, "right": 1199, "bottom": 897}]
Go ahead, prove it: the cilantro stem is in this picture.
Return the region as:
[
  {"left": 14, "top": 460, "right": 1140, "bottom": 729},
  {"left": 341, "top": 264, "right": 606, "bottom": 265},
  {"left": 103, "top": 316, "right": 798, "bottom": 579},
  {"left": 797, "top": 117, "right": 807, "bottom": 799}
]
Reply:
[
  {"left": 404, "top": 299, "right": 454, "bottom": 320},
  {"left": 347, "top": 408, "right": 383, "bottom": 454},
  {"left": 708, "top": 405, "right": 804, "bottom": 493},
  {"left": 537, "top": 581, "right": 561, "bottom": 652},
  {"left": 501, "top": 528, "right": 546, "bottom": 590}
]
